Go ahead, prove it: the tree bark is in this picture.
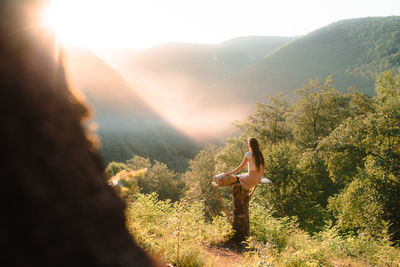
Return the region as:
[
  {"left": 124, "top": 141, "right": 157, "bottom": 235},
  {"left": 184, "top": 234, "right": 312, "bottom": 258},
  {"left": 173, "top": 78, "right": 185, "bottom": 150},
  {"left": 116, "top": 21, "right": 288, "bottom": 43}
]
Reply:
[{"left": 232, "top": 184, "right": 250, "bottom": 242}]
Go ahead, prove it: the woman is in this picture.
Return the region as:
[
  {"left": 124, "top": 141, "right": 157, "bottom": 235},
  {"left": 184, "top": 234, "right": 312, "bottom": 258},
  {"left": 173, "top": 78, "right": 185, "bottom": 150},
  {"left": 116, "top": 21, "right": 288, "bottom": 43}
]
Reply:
[{"left": 225, "top": 137, "right": 265, "bottom": 190}]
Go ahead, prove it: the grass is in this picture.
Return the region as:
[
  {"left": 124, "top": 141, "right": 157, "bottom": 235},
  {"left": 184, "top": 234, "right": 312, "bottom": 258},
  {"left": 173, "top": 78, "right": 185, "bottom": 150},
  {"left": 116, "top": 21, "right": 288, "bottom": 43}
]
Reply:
[{"left": 125, "top": 193, "right": 400, "bottom": 266}]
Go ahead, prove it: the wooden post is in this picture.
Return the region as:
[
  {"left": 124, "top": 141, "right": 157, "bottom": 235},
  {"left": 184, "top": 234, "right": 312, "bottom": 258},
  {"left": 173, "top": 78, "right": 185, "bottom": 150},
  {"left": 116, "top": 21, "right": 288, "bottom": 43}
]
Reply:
[
  {"left": 212, "top": 178, "right": 271, "bottom": 243},
  {"left": 231, "top": 184, "right": 249, "bottom": 242}
]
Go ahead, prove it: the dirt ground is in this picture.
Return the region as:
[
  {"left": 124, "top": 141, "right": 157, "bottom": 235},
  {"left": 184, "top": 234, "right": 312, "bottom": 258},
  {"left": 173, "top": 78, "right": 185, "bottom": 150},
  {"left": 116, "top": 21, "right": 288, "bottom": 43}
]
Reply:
[{"left": 203, "top": 241, "right": 246, "bottom": 267}]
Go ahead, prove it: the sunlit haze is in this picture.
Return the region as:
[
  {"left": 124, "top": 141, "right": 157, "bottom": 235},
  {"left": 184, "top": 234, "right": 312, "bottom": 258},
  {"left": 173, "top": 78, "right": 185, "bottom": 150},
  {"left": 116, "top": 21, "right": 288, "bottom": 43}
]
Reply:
[
  {"left": 47, "top": 0, "right": 400, "bottom": 48},
  {"left": 43, "top": 0, "right": 400, "bottom": 140}
]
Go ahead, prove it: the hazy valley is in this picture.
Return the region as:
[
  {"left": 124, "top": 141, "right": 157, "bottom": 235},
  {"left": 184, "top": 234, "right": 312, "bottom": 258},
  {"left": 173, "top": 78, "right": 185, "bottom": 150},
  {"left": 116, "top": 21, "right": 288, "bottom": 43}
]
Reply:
[
  {"left": 64, "top": 46, "right": 198, "bottom": 171},
  {"left": 61, "top": 16, "right": 400, "bottom": 171}
]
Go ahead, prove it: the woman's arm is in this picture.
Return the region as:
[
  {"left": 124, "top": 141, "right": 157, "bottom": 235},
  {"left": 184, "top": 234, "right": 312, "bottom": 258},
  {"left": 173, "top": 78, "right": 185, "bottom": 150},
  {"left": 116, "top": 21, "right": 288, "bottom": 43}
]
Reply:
[{"left": 225, "top": 157, "right": 249, "bottom": 176}]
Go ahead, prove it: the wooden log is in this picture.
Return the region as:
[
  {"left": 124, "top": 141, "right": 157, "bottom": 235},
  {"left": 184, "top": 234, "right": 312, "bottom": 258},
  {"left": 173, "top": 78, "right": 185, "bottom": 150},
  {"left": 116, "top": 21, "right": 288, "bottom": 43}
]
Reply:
[{"left": 232, "top": 184, "right": 249, "bottom": 242}]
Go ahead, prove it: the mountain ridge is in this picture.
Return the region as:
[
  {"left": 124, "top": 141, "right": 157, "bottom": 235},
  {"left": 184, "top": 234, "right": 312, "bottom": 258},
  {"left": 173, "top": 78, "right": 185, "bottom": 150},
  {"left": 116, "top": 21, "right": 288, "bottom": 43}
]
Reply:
[
  {"left": 239, "top": 16, "right": 400, "bottom": 97},
  {"left": 64, "top": 46, "right": 198, "bottom": 171},
  {"left": 116, "top": 36, "right": 293, "bottom": 139},
  {"left": 84, "top": 16, "right": 400, "bottom": 147}
]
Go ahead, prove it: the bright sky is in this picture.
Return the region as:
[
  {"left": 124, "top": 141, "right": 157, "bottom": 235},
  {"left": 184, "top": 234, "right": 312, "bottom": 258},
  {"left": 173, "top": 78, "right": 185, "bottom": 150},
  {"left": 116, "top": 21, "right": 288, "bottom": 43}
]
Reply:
[{"left": 47, "top": 0, "right": 400, "bottom": 48}]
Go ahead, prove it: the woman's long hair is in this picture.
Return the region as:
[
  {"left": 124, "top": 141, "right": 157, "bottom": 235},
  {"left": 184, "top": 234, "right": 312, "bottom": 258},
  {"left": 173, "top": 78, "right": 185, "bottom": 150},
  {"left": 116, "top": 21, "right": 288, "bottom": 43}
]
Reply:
[{"left": 248, "top": 137, "right": 265, "bottom": 171}]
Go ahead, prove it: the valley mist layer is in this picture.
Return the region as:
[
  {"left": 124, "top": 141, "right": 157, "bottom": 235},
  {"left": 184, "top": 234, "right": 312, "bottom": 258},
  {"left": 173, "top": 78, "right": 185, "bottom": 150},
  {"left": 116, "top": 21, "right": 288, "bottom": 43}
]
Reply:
[
  {"left": 66, "top": 16, "right": 400, "bottom": 169},
  {"left": 105, "top": 16, "right": 400, "bottom": 141},
  {"left": 63, "top": 46, "right": 198, "bottom": 171},
  {"left": 114, "top": 36, "right": 294, "bottom": 140}
]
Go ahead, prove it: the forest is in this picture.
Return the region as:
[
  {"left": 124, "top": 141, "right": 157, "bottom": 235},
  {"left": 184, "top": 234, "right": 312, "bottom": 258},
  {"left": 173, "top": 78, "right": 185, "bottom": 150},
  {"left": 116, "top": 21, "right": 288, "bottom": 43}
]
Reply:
[
  {"left": 105, "top": 69, "right": 400, "bottom": 266},
  {"left": 91, "top": 16, "right": 400, "bottom": 172}
]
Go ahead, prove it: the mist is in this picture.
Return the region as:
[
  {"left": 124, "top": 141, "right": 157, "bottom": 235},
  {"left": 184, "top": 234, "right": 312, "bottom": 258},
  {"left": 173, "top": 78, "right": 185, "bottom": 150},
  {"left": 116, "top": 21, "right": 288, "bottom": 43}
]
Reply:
[
  {"left": 62, "top": 45, "right": 199, "bottom": 171},
  {"left": 118, "top": 70, "right": 253, "bottom": 140},
  {"left": 106, "top": 38, "right": 292, "bottom": 140}
]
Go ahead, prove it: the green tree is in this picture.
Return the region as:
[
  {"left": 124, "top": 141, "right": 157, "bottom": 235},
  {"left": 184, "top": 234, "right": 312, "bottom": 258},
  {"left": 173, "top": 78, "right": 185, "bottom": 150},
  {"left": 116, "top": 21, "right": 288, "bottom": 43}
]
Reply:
[
  {"left": 182, "top": 145, "right": 222, "bottom": 219},
  {"left": 105, "top": 161, "right": 129, "bottom": 179},
  {"left": 290, "top": 77, "right": 351, "bottom": 149},
  {"left": 318, "top": 117, "right": 368, "bottom": 188},
  {"left": 328, "top": 171, "right": 387, "bottom": 237},
  {"left": 236, "top": 93, "right": 291, "bottom": 145},
  {"left": 106, "top": 155, "right": 182, "bottom": 201},
  {"left": 142, "top": 161, "right": 181, "bottom": 201},
  {"left": 215, "top": 137, "right": 248, "bottom": 173},
  {"left": 259, "top": 142, "right": 329, "bottom": 232},
  {"left": 125, "top": 155, "right": 152, "bottom": 171},
  {"left": 324, "top": 70, "right": 400, "bottom": 240}
]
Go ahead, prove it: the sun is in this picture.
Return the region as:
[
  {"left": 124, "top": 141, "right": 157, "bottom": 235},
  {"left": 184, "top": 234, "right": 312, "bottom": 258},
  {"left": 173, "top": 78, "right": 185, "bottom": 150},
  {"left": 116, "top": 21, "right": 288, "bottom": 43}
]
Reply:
[
  {"left": 42, "top": 0, "right": 155, "bottom": 48},
  {"left": 42, "top": 0, "right": 103, "bottom": 47},
  {"left": 41, "top": 0, "right": 230, "bottom": 49}
]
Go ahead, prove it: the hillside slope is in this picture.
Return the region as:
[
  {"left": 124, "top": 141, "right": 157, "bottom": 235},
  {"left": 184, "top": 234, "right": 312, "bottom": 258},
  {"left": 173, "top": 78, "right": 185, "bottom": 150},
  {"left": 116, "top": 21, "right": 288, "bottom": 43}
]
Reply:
[
  {"left": 64, "top": 47, "right": 197, "bottom": 171},
  {"left": 238, "top": 16, "right": 400, "bottom": 97},
  {"left": 110, "top": 17, "right": 400, "bottom": 141},
  {"left": 116, "top": 36, "right": 293, "bottom": 139}
]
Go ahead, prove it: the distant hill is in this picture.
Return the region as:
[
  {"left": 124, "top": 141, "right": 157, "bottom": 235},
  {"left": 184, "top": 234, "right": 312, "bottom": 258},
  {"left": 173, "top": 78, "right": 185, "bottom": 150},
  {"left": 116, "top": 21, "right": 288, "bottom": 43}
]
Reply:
[
  {"left": 92, "top": 47, "right": 142, "bottom": 68},
  {"left": 220, "top": 36, "right": 296, "bottom": 60},
  {"left": 100, "top": 17, "right": 400, "bottom": 141},
  {"left": 116, "top": 36, "right": 293, "bottom": 139},
  {"left": 63, "top": 47, "right": 198, "bottom": 171},
  {"left": 121, "top": 36, "right": 293, "bottom": 78},
  {"left": 237, "top": 16, "right": 400, "bottom": 97}
]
